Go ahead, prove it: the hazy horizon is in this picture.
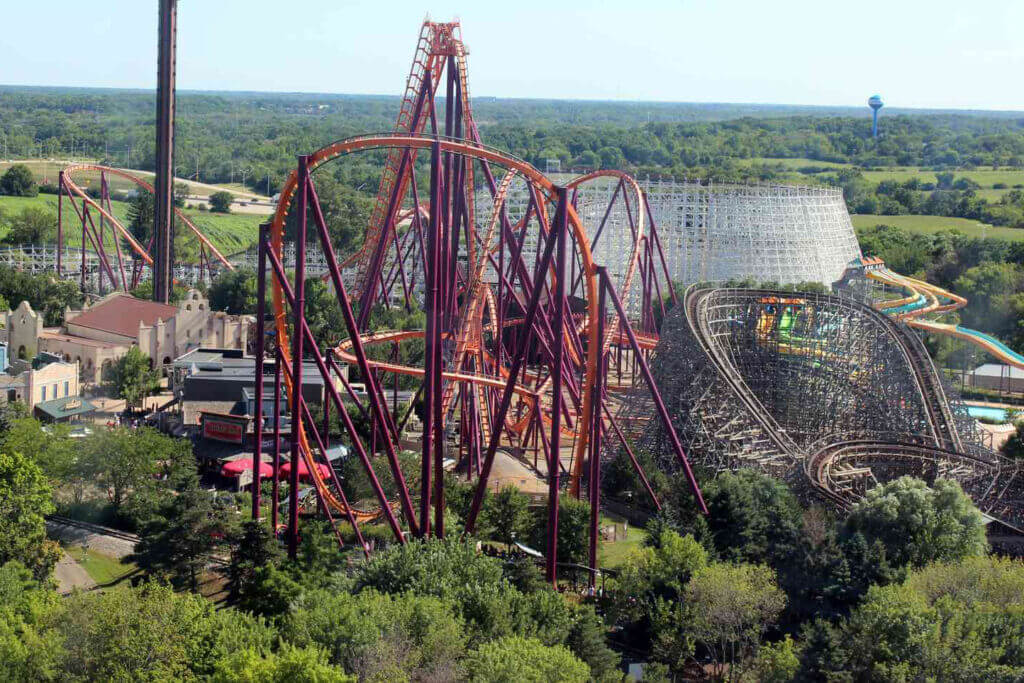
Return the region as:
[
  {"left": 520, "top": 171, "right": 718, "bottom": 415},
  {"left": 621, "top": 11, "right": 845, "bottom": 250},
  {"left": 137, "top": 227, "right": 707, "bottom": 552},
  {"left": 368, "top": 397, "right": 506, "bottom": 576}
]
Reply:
[
  {"left": 3, "top": 83, "right": 1023, "bottom": 118},
  {"left": 2, "top": 1, "right": 1023, "bottom": 111}
]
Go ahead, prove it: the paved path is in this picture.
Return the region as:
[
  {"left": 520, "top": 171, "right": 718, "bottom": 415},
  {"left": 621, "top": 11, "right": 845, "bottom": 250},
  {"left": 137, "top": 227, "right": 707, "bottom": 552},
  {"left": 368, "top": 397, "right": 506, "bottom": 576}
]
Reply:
[{"left": 54, "top": 551, "right": 96, "bottom": 594}]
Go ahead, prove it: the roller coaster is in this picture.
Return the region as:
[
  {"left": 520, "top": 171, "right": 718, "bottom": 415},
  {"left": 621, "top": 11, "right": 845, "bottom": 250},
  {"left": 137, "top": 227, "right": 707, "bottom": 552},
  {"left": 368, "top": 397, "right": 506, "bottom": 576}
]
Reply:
[
  {"left": 246, "top": 20, "right": 704, "bottom": 584},
  {"left": 638, "top": 286, "right": 1024, "bottom": 533},
  {"left": 51, "top": 164, "right": 235, "bottom": 290}
]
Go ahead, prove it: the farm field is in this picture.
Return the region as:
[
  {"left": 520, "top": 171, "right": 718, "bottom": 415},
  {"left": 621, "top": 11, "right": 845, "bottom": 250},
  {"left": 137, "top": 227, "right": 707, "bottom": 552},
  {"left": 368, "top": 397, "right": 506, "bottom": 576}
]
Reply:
[
  {"left": 0, "top": 193, "right": 262, "bottom": 254},
  {"left": 850, "top": 213, "right": 1024, "bottom": 241}
]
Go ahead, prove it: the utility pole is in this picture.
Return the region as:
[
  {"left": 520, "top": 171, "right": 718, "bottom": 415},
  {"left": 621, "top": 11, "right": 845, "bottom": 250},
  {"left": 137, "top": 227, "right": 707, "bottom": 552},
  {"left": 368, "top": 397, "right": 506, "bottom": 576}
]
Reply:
[{"left": 153, "top": 0, "right": 177, "bottom": 304}]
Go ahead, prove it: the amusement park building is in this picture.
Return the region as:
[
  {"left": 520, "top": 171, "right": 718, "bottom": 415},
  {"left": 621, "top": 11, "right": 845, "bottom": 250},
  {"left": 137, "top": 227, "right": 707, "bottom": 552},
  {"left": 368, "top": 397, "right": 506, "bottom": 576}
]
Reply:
[{"left": 4, "top": 291, "right": 250, "bottom": 384}]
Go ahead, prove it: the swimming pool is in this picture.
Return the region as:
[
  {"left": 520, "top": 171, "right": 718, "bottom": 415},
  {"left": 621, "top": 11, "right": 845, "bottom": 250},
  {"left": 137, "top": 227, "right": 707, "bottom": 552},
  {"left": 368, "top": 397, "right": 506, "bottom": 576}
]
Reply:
[{"left": 966, "top": 405, "right": 1013, "bottom": 422}]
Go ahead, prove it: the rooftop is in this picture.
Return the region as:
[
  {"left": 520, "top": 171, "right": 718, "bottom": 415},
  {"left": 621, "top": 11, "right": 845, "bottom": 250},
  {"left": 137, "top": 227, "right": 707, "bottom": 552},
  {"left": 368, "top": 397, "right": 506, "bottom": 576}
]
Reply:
[
  {"left": 973, "top": 363, "right": 1024, "bottom": 379},
  {"left": 34, "top": 397, "right": 96, "bottom": 420},
  {"left": 40, "top": 331, "right": 121, "bottom": 349},
  {"left": 68, "top": 295, "right": 180, "bottom": 338}
]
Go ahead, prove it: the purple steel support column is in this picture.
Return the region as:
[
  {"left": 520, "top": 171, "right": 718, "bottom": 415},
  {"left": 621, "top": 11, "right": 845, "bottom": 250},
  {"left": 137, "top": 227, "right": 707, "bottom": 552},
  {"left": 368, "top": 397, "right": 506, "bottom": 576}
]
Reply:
[
  {"left": 649, "top": 241, "right": 666, "bottom": 331},
  {"left": 272, "top": 345, "right": 283, "bottom": 532},
  {"left": 588, "top": 267, "right": 608, "bottom": 587},
  {"left": 327, "top": 351, "right": 368, "bottom": 421},
  {"left": 420, "top": 138, "right": 442, "bottom": 537},
  {"left": 546, "top": 186, "right": 569, "bottom": 586},
  {"left": 81, "top": 203, "right": 87, "bottom": 290},
  {"left": 287, "top": 155, "right": 310, "bottom": 559},
  {"left": 263, "top": 237, "right": 407, "bottom": 542},
  {"left": 82, "top": 209, "right": 118, "bottom": 291},
  {"left": 599, "top": 269, "right": 707, "bottom": 514},
  {"left": 356, "top": 70, "right": 433, "bottom": 329},
  {"left": 464, "top": 209, "right": 562, "bottom": 535},
  {"left": 57, "top": 171, "right": 63, "bottom": 276},
  {"left": 296, "top": 396, "right": 367, "bottom": 557},
  {"left": 251, "top": 222, "right": 268, "bottom": 521},
  {"left": 323, "top": 380, "right": 330, "bottom": 450},
  {"left": 303, "top": 177, "right": 419, "bottom": 537}
]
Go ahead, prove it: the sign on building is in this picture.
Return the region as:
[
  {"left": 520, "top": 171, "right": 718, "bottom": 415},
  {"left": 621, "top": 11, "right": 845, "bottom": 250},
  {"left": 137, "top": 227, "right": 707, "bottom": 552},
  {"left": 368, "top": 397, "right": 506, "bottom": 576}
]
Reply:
[{"left": 201, "top": 412, "right": 250, "bottom": 444}]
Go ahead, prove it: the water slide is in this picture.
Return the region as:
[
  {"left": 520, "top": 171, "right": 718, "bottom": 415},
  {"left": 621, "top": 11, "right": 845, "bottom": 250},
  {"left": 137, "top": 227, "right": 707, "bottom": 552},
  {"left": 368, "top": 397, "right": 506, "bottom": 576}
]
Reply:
[{"left": 866, "top": 266, "right": 1024, "bottom": 371}]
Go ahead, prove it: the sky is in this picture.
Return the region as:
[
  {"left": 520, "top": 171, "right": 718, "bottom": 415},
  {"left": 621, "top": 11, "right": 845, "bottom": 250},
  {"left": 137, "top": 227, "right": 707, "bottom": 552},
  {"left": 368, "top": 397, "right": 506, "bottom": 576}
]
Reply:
[{"left": 2, "top": 0, "right": 1022, "bottom": 110}]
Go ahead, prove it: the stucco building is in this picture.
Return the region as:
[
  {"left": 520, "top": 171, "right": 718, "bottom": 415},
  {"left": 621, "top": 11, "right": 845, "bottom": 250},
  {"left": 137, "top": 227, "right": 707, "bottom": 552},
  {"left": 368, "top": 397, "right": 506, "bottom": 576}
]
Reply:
[
  {"left": 0, "top": 351, "right": 80, "bottom": 410},
  {"left": 4, "top": 290, "right": 250, "bottom": 385}
]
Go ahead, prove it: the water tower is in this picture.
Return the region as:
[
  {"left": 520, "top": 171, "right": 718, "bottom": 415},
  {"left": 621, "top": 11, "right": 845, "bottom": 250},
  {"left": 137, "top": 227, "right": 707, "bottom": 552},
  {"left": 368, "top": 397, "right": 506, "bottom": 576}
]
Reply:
[{"left": 868, "top": 94, "right": 883, "bottom": 138}]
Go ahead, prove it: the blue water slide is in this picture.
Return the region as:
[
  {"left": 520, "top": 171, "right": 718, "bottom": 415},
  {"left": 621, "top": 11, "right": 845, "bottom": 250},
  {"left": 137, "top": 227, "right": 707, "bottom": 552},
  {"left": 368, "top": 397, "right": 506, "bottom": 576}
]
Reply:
[{"left": 955, "top": 326, "right": 1024, "bottom": 365}]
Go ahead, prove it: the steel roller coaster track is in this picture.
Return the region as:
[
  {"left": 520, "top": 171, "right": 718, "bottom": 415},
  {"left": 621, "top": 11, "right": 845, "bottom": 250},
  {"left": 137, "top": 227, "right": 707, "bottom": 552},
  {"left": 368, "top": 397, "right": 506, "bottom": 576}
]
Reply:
[
  {"left": 55, "top": 164, "right": 234, "bottom": 291},
  {"left": 247, "top": 20, "right": 705, "bottom": 585}
]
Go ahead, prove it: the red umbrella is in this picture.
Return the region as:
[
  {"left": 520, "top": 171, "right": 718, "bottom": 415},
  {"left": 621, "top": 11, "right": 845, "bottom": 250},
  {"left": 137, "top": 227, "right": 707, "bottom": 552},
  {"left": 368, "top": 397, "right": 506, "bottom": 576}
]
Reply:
[
  {"left": 278, "top": 459, "right": 332, "bottom": 482},
  {"left": 220, "top": 459, "right": 274, "bottom": 479}
]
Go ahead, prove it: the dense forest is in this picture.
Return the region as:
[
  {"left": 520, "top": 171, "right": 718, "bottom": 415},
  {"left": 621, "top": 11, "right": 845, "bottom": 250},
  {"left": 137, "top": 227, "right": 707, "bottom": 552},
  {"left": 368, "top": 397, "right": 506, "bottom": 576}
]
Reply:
[{"left": 3, "top": 87, "right": 1024, "bottom": 191}]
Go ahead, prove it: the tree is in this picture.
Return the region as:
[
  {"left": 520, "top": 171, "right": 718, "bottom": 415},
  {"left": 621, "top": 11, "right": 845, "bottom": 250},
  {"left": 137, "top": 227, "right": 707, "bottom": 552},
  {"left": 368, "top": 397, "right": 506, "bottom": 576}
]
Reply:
[
  {"left": 227, "top": 520, "right": 288, "bottom": 615},
  {"left": 683, "top": 563, "right": 787, "bottom": 681},
  {"left": 130, "top": 480, "right": 228, "bottom": 591},
  {"left": 0, "top": 207, "right": 55, "bottom": 245},
  {"left": 753, "top": 635, "right": 801, "bottom": 683},
  {"left": 564, "top": 605, "right": 621, "bottom": 682},
  {"left": 1002, "top": 422, "right": 1024, "bottom": 460},
  {"left": 83, "top": 426, "right": 192, "bottom": 517},
  {"left": 209, "top": 191, "right": 233, "bottom": 214},
  {"left": 58, "top": 582, "right": 272, "bottom": 681},
  {"left": 0, "top": 264, "right": 83, "bottom": 326},
  {"left": 125, "top": 192, "right": 153, "bottom": 248},
  {"left": 1, "top": 417, "right": 74, "bottom": 483},
  {"left": 0, "top": 164, "right": 37, "bottom": 197},
  {"left": 209, "top": 267, "right": 258, "bottom": 315},
  {"left": 0, "top": 561, "right": 62, "bottom": 680},
  {"left": 481, "top": 484, "right": 531, "bottom": 548},
  {"left": 842, "top": 476, "right": 987, "bottom": 569},
  {"left": 677, "top": 469, "right": 804, "bottom": 567},
  {"left": 530, "top": 496, "right": 590, "bottom": 565},
  {"left": 839, "top": 577, "right": 1024, "bottom": 681},
  {"left": 284, "top": 589, "right": 466, "bottom": 681},
  {"left": 616, "top": 529, "right": 708, "bottom": 613},
  {"left": 284, "top": 175, "right": 371, "bottom": 257},
  {"left": 0, "top": 451, "right": 60, "bottom": 581},
  {"left": 106, "top": 346, "right": 160, "bottom": 409},
  {"left": 463, "top": 636, "right": 590, "bottom": 683},
  {"left": 352, "top": 537, "right": 505, "bottom": 601},
  {"left": 212, "top": 643, "right": 353, "bottom": 683}
]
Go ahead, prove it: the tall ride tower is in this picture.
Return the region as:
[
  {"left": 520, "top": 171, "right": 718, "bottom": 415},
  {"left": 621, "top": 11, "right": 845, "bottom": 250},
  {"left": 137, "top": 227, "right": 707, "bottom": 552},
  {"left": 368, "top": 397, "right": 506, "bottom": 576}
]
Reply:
[
  {"left": 868, "top": 94, "right": 883, "bottom": 138},
  {"left": 153, "top": 0, "right": 177, "bottom": 303}
]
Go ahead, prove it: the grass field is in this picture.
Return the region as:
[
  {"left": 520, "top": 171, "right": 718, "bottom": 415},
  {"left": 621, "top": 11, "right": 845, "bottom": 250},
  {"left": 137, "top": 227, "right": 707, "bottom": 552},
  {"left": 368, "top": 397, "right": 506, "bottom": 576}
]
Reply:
[
  {"left": 597, "top": 512, "right": 647, "bottom": 569},
  {"left": 0, "top": 160, "right": 268, "bottom": 200},
  {"left": 737, "top": 159, "right": 1024, "bottom": 196},
  {"left": 740, "top": 157, "right": 849, "bottom": 169},
  {"left": 850, "top": 213, "right": 1024, "bottom": 241},
  {"left": 859, "top": 167, "right": 1024, "bottom": 189},
  {"left": 0, "top": 193, "right": 262, "bottom": 254},
  {"left": 64, "top": 545, "right": 137, "bottom": 585}
]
